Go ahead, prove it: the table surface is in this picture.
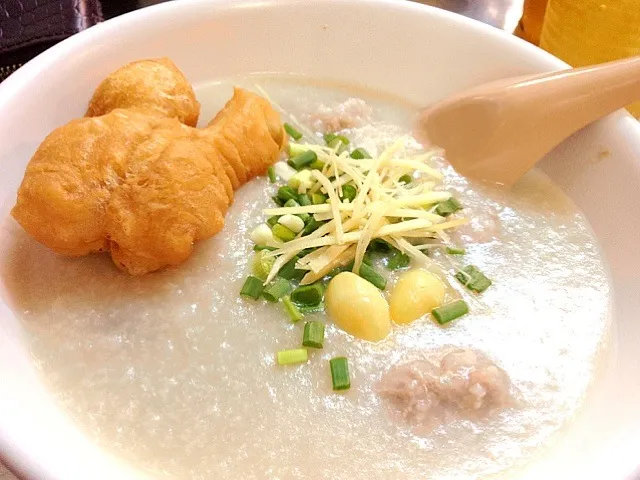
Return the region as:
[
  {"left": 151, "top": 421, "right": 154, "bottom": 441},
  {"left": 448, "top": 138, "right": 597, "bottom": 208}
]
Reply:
[{"left": 0, "top": 0, "right": 524, "bottom": 478}]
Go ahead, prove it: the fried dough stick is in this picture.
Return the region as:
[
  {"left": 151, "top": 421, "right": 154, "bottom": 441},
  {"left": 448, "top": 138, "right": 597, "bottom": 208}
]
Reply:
[
  {"left": 86, "top": 58, "right": 201, "bottom": 127},
  {"left": 11, "top": 59, "right": 285, "bottom": 275}
]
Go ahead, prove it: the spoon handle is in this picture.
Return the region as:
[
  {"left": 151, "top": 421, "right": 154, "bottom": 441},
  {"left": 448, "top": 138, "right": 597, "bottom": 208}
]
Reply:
[
  {"left": 518, "top": 55, "right": 640, "bottom": 135},
  {"left": 419, "top": 55, "right": 640, "bottom": 185}
]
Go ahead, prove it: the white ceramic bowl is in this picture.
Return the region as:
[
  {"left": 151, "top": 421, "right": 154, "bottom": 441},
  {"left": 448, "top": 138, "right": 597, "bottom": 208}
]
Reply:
[{"left": 1, "top": 1, "right": 639, "bottom": 479}]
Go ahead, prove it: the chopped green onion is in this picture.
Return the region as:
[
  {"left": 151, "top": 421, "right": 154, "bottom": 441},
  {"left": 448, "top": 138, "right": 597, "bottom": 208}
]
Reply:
[
  {"left": 449, "top": 197, "right": 463, "bottom": 210},
  {"left": 277, "top": 186, "right": 299, "bottom": 203},
  {"left": 253, "top": 244, "right": 278, "bottom": 252},
  {"left": 362, "top": 251, "right": 373, "bottom": 266},
  {"left": 312, "top": 192, "right": 328, "bottom": 205},
  {"left": 283, "top": 296, "right": 303, "bottom": 323},
  {"left": 387, "top": 251, "right": 411, "bottom": 270},
  {"left": 446, "top": 246, "right": 466, "bottom": 255},
  {"left": 310, "top": 159, "right": 325, "bottom": 170},
  {"left": 326, "top": 266, "right": 348, "bottom": 280},
  {"left": 288, "top": 170, "right": 313, "bottom": 191},
  {"left": 272, "top": 224, "right": 297, "bottom": 242},
  {"left": 277, "top": 348, "right": 308, "bottom": 365},
  {"left": 289, "top": 143, "right": 307, "bottom": 157},
  {"left": 302, "top": 321, "right": 325, "bottom": 349},
  {"left": 284, "top": 122, "right": 303, "bottom": 141},
  {"left": 323, "top": 133, "right": 336, "bottom": 144},
  {"left": 252, "top": 250, "right": 275, "bottom": 280},
  {"left": 350, "top": 148, "right": 371, "bottom": 159},
  {"left": 240, "top": 276, "right": 264, "bottom": 299},
  {"left": 299, "top": 302, "right": 325, "bottom": 314},
  {"left": 399, "top": 174, "right": 412, "bottom": 185},
  {"left": 435, "top": 197, "right": 463, "bottom": 217},
  {"left": 432, "top": 300, "right": 469, "bottom": 325},
  {"left": 369, "top": 239, "right": 392, "bottom": 252},
  {"left": 278, "top": 215, "right": 304, "bottom": 233},
  {"left": 278, "top": 257, "right": 306, "bottom": 281},
  {"left": 301, "top": 217, "right": 322, "bottom": 236},
  {"left": 284, "top": 199, "right": 300, "bottom": 208},
  {"left": 288, "top": 150, "right": 317, "bottom": 170},
  {"left": 297, "top": 212, "right": 312, "bottom": 224},
  {"left": 291, "top": 283, "right": 324, "bottom": 306},
  {"left": 329, "top": 357, "right": 351, "bottom": 391},
  {"left": 455, "top": 265, "right": 492, "bottom": 293},
  {"left": 298, "top": 193, "right": 312, "bottom": 206},
  {"left": 267, "top": 166, "right": 276, "bottom": 183},
  {"left": 352, "top": 262, "right": 387, "bottom": 290},
  {"left": 324, "top": 133, "right": 350, "bottom": 145},
  {"left": 341, "top": 184, "right": 357, "bottom": 202},
  {"left": 272, "top": 195, "right": 285, "bottom": 207},
  {"left": 267, "top": 216, "right": 280, "bottom": 227},
  {"left": 324, "top": 133, "right": 349, "bottom": 153},
  {"left": 328, "top": 139, "right": 348, "bottom": 152},
  {"left": 283, "top": 198, "right": 310, "bottom": 223},
  {"left": 263, "top": 277, "right": 293, "bottom": 303}
]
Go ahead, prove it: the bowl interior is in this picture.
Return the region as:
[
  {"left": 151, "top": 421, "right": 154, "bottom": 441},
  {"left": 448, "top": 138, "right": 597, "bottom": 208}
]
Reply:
[{"left": 1, "top": 1, "right": 639, "bottom": 479}]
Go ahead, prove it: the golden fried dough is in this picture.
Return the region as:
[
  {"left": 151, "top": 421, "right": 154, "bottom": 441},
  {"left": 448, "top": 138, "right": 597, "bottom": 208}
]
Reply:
[
  {"left": 190, "top": 129, "right": 240, "bottom": 194},
  {"left": 11, "top": 110, "right": 155, "bottom": 256},
  {"left": 12, "top": 59, "right": 285, "bottom": 275},
  {"left": 208, "top": 87, "right": 287, "bottom": 179},
  {"left": 107, "top": 137, "right": 228, "bottom": 275},
  {"left": 86, "top": 58, "right": 201, "bottom": 127}
]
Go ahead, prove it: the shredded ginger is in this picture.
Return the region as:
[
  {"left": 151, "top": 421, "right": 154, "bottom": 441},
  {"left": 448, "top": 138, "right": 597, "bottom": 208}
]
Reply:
[{"left": 263, "top": 138, "right": 468, "bottom": 284}]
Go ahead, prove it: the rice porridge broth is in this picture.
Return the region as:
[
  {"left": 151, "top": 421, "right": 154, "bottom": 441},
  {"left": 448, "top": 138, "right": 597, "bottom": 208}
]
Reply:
[{"left": 1, "top": 76, "right": 612, "bottom": 479}]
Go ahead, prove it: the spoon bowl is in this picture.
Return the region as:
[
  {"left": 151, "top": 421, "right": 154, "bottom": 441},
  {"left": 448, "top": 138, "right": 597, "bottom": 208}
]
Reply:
[{"left": 417, "top": 56, "right": 640, "bottom": 184}]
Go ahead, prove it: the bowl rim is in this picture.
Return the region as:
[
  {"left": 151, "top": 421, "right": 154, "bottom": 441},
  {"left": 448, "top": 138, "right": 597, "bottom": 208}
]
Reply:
[
  {"left": 0, "top": 0, "right": 572, "bottom": 110},
  {"left": 0, "top": 1, "right": 638, "bottom": 479}
]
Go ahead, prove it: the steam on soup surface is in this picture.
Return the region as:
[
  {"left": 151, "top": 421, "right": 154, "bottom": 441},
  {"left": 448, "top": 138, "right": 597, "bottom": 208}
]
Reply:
[{"left": 1, "top": 77, "right": 612, "bottom": 480}]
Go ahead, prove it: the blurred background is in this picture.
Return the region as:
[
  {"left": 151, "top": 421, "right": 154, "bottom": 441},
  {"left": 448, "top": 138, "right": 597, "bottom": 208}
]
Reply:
[{"left": 101, "top": 0, "right": 525, "bottom": 30}]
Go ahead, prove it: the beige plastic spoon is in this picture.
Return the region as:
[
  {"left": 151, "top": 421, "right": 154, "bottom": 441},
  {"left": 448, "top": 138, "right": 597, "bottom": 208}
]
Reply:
[{"left": 416, "top": 55, "right": 640, "bottom": 185}]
